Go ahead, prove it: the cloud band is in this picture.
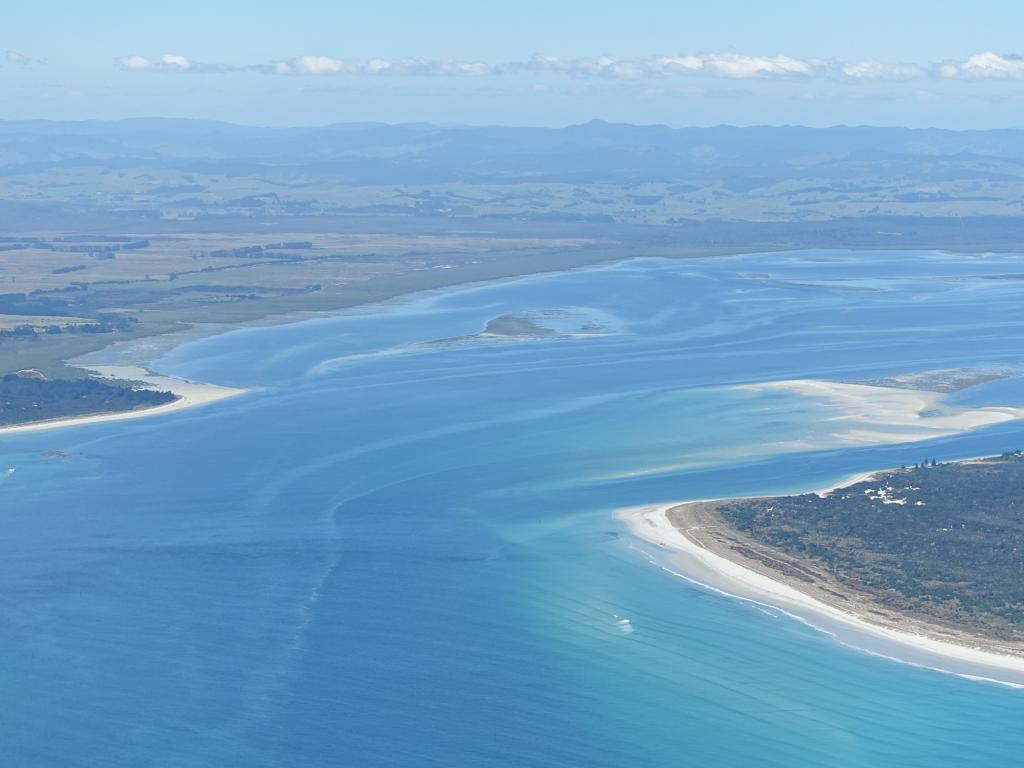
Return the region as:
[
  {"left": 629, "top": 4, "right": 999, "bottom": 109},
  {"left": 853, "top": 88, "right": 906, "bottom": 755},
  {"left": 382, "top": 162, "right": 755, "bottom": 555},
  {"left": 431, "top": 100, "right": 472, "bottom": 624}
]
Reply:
[{"left": 113, "top": 51, "right": 1024, "bottom": 81}]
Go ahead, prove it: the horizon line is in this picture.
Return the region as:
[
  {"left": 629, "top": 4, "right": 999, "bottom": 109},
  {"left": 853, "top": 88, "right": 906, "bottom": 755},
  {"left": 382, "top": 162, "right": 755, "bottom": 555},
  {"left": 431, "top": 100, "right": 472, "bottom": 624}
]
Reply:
[{"left": 1, "top": 116, "right": 1023, "bottom": 132}]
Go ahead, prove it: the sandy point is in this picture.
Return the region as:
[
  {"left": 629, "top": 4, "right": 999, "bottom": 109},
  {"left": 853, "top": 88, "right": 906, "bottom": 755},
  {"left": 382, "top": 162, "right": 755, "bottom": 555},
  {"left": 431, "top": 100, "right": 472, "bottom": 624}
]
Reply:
[{"left": 0, "top": 364, "right": 246, "bottom": 437}]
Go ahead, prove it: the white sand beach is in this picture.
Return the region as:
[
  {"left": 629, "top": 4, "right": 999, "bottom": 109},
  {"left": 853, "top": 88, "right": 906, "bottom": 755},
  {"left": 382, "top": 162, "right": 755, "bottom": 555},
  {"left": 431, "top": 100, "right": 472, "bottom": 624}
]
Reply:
[
  {"left": 618, "top": 483, "right": 1024, "bottom": 686},
  {"left": 613, "top": 376, "right": 1024, "bottom": 684},
  {"left": 0, "top": 365, "right": 245, "bottom": 437}
]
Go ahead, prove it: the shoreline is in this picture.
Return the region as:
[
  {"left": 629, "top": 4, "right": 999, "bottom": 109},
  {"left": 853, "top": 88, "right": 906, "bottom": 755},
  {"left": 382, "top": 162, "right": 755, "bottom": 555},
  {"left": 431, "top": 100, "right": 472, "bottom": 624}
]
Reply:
[
  {"left": 0, "top": 364, "right": 246, "bottom": 437},
  {"left": 0, "top": 261, "right": 620, "bottom": 438},
  {"left": 0, "top": 257, "right": 644, "bottom": 437},
  {"left": 617, "top": 465, "right": 1024, "bottom": 687}
]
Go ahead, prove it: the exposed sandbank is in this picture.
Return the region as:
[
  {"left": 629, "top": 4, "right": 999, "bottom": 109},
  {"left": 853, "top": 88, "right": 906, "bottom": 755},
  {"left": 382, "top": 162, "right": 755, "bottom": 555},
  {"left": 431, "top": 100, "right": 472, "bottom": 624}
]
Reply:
[{"left": 740, "top": 379, "right": 1024, "bottom": 445}]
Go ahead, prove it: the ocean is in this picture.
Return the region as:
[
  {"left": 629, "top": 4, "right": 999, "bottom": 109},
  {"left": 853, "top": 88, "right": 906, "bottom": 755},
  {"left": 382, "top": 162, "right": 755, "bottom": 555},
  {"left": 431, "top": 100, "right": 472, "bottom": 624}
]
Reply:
[{"left": 4, "top": 250, "right": 1024, "bottom": 767}]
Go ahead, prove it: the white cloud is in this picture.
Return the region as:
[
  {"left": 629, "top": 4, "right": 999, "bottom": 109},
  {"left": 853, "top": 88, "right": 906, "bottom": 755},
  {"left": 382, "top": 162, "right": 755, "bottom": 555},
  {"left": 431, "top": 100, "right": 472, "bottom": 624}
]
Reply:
[
  {"left": 558, "top": 56, "right": 648, "bottom": 79},
  {"left": 842, "top": 60, "right": 925, "bottom": 80},
  {"left": 285, "top": 55, "right": 346, "bottom": 75},
  {"left": 5, "top": 50, "right": 33, "bottom": 65},
  {"left": 652, "top": 56, "right": 705, "bottom": 75},
  {"left": 117, "top": 54, "right": 156, "bottom": 71},
  {"left": 941, "top": 52, "right": 1024, "bottom": 79},
  {"left": 272, "top": 55, "right": 493, "bottom": 76},
  {"left": 429, "top": 61, "right": 492, "bottom": 76},
  {"left": 516, "top": 52, "right": 815, "bottom": 80},
  {"left": 109, "top": 50, "right": 1024, "bottom": 83},
  {"left": 117, "top": 53, "right": 215, "bottom": 73},
  {"left": 702, "top": 53, "right": 813, "bottom": 78},
  {"left": 114, "top": 51, "right": 812, "bottom": 81},
  {"left": 362, "top": 58, "right": 392, "bottom": 75},
  {"left": 160, "top": 54, "right": 192, "bottom": 71}
]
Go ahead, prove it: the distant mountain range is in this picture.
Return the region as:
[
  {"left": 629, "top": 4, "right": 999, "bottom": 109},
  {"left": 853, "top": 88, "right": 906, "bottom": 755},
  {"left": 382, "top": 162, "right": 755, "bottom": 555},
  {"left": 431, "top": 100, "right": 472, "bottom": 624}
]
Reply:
[
  {"left": 4, "top": 118, "right": 1024, "bottom": 185},
  {"left": 2, "top": 119, "right": 1024, "bottom": 242}
]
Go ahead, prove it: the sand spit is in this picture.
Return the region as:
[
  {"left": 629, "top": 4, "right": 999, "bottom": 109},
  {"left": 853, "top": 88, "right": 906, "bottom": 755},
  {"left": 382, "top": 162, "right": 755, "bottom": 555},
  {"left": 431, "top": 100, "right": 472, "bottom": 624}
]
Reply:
[
  {"left": 618, "top": 479, "right": 1024, "bottom": 687},
  {"left": 0, "top": 365, "right": 245, "bottom": 437}
]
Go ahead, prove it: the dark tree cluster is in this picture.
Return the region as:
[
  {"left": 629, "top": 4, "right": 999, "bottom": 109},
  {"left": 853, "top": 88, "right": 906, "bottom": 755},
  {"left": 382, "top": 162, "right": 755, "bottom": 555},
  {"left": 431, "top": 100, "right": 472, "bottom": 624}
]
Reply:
[
  {"left": 0, "top": 316, "right": 136, "bottom": 342},
  {"left": 206, "top": 242, "right": 313, "bottom": 258},
  {"left": 0, "top": 375, "right": 175, "bottom": 426},
  {"left": 719, "top": 453, "right": 1024, "bottom": 639}
]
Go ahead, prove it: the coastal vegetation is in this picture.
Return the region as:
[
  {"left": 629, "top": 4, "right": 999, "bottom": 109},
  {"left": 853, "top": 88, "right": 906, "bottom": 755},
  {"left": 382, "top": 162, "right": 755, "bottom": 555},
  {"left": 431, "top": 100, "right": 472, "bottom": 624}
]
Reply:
[
  {"left": 716, "top": 454, "right": 1024, "bottom": 640},
  {"left": 0, "top": 374, "right": 175, "bottom": 427}
]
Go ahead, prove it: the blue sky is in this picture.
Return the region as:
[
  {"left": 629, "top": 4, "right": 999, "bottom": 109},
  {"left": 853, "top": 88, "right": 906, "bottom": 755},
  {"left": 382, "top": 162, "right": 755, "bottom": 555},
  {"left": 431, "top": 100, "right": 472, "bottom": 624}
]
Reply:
[{"left": 4, "top": 1, "right": 1024, "bottom": 127}]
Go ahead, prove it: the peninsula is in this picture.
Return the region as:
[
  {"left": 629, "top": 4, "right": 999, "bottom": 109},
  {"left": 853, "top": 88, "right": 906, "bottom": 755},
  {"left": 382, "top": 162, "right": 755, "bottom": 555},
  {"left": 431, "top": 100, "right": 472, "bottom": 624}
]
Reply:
[
  {"left": 0, "top": 365, "right": 245, "bottom": 436},
  {"left": 622, "top": 452, "right": 1024, "bottom": 680}
]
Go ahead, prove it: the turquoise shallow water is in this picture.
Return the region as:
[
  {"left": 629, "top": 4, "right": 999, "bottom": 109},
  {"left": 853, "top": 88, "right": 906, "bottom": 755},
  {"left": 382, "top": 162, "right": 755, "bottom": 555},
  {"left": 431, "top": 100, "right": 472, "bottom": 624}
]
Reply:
[{"left": 4, "top": 250, "right": 1024, "bottom": 766}]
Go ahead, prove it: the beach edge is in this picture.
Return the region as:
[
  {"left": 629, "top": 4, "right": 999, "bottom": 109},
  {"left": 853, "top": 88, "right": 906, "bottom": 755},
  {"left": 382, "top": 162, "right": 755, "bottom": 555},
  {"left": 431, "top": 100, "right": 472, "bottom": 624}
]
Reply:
[
  {"left": 616, "top": 469, "right": 1024, "bottom": 687},
  {"left": 0, "top": 364, "right": 246, "bottom": 437}
]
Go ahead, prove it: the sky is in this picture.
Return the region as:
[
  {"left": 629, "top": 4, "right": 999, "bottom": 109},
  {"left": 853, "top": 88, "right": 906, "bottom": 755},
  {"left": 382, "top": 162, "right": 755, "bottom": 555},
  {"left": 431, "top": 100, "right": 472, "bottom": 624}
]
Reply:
[{"left": 4, "top": 1, "right": 1024, "bottom": 128}]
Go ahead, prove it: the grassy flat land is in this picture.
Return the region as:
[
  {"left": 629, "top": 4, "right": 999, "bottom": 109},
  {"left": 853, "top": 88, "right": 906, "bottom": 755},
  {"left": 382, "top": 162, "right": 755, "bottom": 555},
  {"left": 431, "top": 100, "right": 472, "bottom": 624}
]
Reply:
[
  {"left": 0, "top": 314, "right": 92, "bottom": 330},
  {"left": 9, "top": 121, "right": 1024, "bottom": 225},
  {"left": 0, "top": 233, "right": 593, "bottom": 294}
]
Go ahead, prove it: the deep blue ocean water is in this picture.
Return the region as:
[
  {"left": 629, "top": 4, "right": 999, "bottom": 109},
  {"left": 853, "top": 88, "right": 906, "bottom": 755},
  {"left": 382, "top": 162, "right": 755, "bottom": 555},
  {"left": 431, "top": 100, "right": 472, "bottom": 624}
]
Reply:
[{"left": 5, "top": 250, "right": 1024, "bottom": 766}]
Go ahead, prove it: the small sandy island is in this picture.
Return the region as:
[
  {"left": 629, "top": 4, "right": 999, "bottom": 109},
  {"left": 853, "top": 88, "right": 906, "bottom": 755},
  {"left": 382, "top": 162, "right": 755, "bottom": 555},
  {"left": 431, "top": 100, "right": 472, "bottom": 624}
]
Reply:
[
  {"left": 0, "top": 365, "right": 245, "bottom": 437},
  {"left": 741, "top": 379, "right": 1024, "bottom": 445},
  {"left": 618, "top": 472, "right": 1024, "bottom": 687}
]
